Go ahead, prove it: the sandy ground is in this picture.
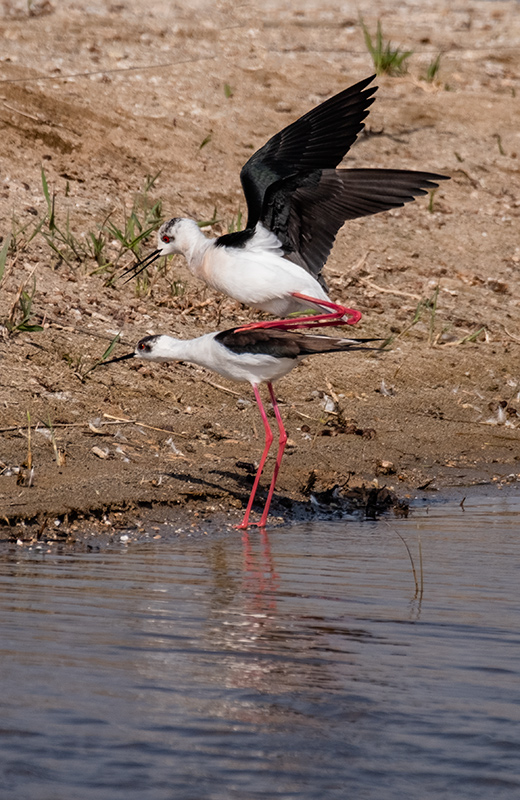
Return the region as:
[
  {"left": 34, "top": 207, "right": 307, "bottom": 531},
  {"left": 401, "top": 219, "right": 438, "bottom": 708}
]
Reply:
[{"left": 1, "top": 0, "right": 519, "bottom": 541}]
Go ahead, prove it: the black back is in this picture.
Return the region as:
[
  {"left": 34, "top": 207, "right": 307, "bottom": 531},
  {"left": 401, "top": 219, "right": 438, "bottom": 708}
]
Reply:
[{"left": 215, "top": 327, "right": 374, "bottom": 360}]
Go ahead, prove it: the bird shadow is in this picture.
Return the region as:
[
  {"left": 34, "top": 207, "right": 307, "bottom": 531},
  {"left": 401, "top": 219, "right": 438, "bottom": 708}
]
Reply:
[{"left": 163, "top": 467, "right": 406, "bottom": 524}]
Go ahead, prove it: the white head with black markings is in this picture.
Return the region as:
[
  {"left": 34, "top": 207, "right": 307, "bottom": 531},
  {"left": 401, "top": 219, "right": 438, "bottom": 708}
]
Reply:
[
  {"left": 156, "top": 217, "right": 203, "bottom": 257},
  {"left": 134, "top": 334, "right": 174, "bottom": 362}
]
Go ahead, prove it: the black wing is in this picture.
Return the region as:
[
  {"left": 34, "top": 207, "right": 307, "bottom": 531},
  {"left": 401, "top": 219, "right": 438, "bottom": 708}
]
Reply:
[
  {"left": 240, "top": 75, "right": 377, "bottom": 231},
  {"left": 215, "top": 327, "right": 377, "bottom": 359},
  {"left": 270, "top": 168, "right": 449, "bottom": 280}
]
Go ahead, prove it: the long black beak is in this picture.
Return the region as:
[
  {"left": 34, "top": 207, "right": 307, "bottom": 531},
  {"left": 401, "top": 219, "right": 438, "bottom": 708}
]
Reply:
[
  {"left": 100, "top": 352, "right": 136, "bottom": 366},
  {"left": 120, "top": 249, "right": 163, "bottom": 283}
]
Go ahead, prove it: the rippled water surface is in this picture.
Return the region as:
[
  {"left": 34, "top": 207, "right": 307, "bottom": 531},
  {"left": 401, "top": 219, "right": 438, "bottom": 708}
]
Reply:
[{"left": 1, "top": 493, "right": 519, "bottom": 799}]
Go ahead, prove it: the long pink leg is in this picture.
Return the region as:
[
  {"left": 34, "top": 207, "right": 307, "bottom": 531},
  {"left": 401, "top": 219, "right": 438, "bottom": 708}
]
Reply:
[
  {"left": 237, "top": 293, "right": 362, "bottom": 333},
  {"left": 252, "top": 383, "right": 288, "bottom": 529},
  {"left": 234, "top": 384, "right": 273, "bottom": 531}
]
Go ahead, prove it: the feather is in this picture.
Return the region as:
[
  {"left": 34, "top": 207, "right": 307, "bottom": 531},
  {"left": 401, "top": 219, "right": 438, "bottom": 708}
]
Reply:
[
  {"left": 278, "top": 168, "right": 448, "bottom": 278},
  {"left": 240, "top": 75, "right": 377, "bottom": 230},
  {"left": 215, "top": 327, "right": 377, "bottom": 359}
]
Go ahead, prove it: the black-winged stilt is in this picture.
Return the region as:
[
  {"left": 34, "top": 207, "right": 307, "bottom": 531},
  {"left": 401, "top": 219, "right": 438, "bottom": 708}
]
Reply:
[
  {"left": 104, "top": 327, "right": 377, "bottom": 529},
  {"left": 123, "top": 75, "right": 448, "bottom": 331}
]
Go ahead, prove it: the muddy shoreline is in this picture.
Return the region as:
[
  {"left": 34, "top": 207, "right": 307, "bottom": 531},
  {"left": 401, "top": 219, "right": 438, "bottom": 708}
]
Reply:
[{"left": 1, "top": 0, "right": 520, "bottom": 540}]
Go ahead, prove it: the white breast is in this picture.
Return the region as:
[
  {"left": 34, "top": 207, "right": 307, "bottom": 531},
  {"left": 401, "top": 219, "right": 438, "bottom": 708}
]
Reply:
[
  {"left": 198, "top": 244, "right": 330, "bottom": 316},
  {"left": 212, "top": 345, "right": 299, "bottom": 384}
]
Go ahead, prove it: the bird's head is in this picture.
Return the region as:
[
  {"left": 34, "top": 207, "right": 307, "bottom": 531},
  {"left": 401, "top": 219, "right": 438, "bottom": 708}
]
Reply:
[
  {"left": 134, "top": 335, "right": 158, "bottom": 359},
  {"left": 101, "top": 334, "right": 175, "bottom": 368},
  {"left": 157, "top": 217, "right": 201, "bottom": 256},
  {"left": 133, "top": 334, "right": 176, "bottom": 362}
]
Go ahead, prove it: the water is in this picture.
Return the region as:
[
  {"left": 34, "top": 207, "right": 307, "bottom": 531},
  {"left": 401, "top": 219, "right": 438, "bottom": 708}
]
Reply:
[{"left": 1, "top": 492, "right": 519, "bottom": 799}]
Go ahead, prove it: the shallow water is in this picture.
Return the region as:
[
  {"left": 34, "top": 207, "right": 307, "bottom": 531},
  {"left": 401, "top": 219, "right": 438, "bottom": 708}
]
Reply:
[{"left": 1, "top": 492, "right": 519, "bottom": 800}]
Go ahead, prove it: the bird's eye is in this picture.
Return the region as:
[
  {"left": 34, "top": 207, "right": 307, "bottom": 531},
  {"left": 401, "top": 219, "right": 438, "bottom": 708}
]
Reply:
[
  {"left": 162, "top": 235, "right": 171, "bottom": 244},
  {"left": 138, "top": 342, "right": 146, "bottom": 351}
]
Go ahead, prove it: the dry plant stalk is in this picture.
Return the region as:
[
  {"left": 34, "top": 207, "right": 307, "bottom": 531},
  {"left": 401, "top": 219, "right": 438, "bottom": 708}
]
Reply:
[
  {"left": 7, "top": 266, "right": 38, "bottom": 329},
  {"left": 46, "top": 419, "right": 66, "bottom": 466},
  {"left": 25, "top": 411, "right": 33, "bottom": 471}
]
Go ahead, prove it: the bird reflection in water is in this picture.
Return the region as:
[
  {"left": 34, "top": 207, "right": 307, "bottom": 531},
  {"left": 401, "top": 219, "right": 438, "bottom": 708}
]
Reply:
[{"left": 241, "top": 529, "right": 280, "bottom": 618}]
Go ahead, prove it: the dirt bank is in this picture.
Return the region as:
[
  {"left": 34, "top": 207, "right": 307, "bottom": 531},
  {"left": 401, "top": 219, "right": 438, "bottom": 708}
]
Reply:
[{"left": 1, "top": 0, "right": 519, "bottom": 540}]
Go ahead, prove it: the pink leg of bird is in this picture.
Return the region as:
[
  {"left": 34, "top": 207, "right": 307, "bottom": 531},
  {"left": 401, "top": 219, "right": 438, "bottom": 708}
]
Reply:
[
  {"left": 251, "top": 382, "right": 288, "bottom": 528},
  {"left": 235, "top": 384, "right": 274, "bottom": 530},
  {"left": 237, "top": 293, "right": 362, "bottom": 333}
]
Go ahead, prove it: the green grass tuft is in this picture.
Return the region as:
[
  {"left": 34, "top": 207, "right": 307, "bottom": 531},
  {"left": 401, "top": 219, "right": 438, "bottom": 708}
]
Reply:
[
  {"left": 360, "top": 18, "right": 413, "bottom": 76},
  {"left": 422, "top": 52, "right": 442, "bottom": 83},
  {"left": 31, "top": 169, "right": 163, "bottom": 286},
  {"left": 198, "top": 207, "right": 220, "bottom": 228},
  {"left": 79, "top": 333, "right": 122, "bottom": 381},
  {"left": 5, "top": 272, "right": 43, "bottom": 335},
  {"left": 493, "top": 134, "right": 506, "bottom": 156},
  {"left": 227, "top": 209, "right": 243, "bottom": 233}
]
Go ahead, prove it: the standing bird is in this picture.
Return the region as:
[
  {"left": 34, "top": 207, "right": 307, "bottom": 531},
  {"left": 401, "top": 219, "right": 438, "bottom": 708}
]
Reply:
[
  {"left": 104, "top": 327, "right": 377, "bottom": 529},
  {"left": 123, "top": 74, "right": 448, "bottom": 331}
]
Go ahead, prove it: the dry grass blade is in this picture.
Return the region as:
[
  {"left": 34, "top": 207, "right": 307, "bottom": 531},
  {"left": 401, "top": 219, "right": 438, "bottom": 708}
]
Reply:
[
  {"left": 358, "top": 275, "right": 421, "bottom": 301},
  {"left": 499, "top": 324, "right": 520, "bottom": 344},
  {"left": 440, "top": 327, "right": 487, "bottom": 347},
  {"left": 0, "top": 235, "right": 11, "bottom": 285},
  {"left": 201, "top": 378, "right": 242, "bottom": 398},
  {"left": 102, "top": 413, "right": 190, "bottom": 437},
  {"left": 43, "top": 416, "right": 66, "bottom": 466},
  {"left": 384, "top": 520, "right": 421, "bottom": 597},
  {"left": 25, "top": 411, "right": 33, "bottom": 471}
]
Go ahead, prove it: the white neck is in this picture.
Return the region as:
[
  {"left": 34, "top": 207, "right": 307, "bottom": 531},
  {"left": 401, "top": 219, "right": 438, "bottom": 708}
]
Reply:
[
  {"left": 175, "top": 219, "right": 212, "bottom": 269},
  {"left": 142, "top": 333, "right": 216, "bottom": 367}
]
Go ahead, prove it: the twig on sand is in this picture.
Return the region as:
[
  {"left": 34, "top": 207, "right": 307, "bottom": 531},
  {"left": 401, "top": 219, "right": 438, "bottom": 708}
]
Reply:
[
  {"left": 200, "top": 378, "right": 242, "bottom": 397},
  {"left": 0, "top": 416, "right": 189, "bottom": 438},
  {"left": 358, "top": 275, "right": 421, "bottom": 301},
  {"left": 326, "top": 251, "right": 370, "bottom": 279},
  {"left": 46, "top": 317, "right": 130, "bottom": 343},
  {"left": 2, "top": 101, "right": 43, "bottom": 123},
  {"left": 102, "top": 413, "right": 189, "bottom": 436},
  {"left": 499, "top": 323, "right": 520, "bottom": 345}
]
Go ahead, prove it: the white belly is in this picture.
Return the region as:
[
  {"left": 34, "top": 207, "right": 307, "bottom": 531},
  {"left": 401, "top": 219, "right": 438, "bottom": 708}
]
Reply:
[
  {"left": 197, "top": 246, "right": 331, "bottom": 316},
  {"left": 212, "top": 348, "right": 299, "bottom": 384}
]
